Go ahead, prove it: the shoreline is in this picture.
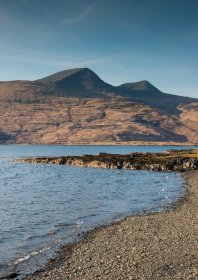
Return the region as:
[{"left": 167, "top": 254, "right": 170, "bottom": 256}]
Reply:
[
  {"left": 0, "top": 142, "right": 197, "bottom": 146},
  {"left": 19, "top": 149, "right": 198, "bottom": 172},
  {"left": 22, "top": 170, "right": 198, "bottom": 280}
]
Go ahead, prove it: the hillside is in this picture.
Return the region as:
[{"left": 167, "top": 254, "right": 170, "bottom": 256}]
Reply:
[{"left": 0, "top": 68, "right": 197, "bottom": 145}]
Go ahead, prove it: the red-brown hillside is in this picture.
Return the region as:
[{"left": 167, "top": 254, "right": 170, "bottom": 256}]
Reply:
[{"left": 0, "top": 68, "right": 197, "bottom": 144}]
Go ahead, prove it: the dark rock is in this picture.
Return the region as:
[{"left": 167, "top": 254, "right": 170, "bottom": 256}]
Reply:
[
  {"left": 17, "top": 149, "right": 198, "bottom": 173},
  {"left": 0, "top": 272, "right": 19, "bottom": 279}
]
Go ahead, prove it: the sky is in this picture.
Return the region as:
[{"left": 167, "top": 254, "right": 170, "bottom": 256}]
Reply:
[{"left": 0, "top": 0, "right": 198, "bottom": 98}]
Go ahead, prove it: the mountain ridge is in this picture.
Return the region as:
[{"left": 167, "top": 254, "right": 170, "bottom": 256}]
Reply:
[
  {"left": 35, "top": 68, "right": 85, "bottom": 83},
  {"left": 0, "top": 68, "right": 197, "bottom": 144},
  {"left": 118, "top": 80, "right": 161, "bottom": 92}
]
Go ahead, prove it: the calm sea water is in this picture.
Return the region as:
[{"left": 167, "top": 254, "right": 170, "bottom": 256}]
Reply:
[{"left": 0, "top": 145, "right": 191, "bottom": 277}]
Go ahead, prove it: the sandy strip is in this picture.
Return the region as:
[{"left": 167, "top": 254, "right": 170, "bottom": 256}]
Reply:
[{"left": 25, "top": 171, "right": 198, "bottom": 280}]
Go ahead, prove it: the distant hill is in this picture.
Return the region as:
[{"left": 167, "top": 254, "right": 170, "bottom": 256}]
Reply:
[{"left": 0, "top": 68, "right": 197, "bottom": 144}]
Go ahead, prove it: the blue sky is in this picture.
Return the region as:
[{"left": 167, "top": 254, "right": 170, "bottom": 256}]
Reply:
[{"left": 0, "top": 0, "right": 198, "bottom": 98}]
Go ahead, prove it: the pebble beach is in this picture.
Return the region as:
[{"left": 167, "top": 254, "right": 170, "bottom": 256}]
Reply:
[{"left": 23, "top": 170, "right": 198, "bottom": 280}]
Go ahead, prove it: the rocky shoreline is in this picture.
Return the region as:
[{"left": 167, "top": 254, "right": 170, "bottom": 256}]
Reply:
[
  {"left": 19, "top": 170, "right": 198, "bottom": 280},
  {"left": 18, "top": 149, "right": 198, "bottom": 172},
  {"left": 5, "top": 149, "right": 197, "bottom": 280}
]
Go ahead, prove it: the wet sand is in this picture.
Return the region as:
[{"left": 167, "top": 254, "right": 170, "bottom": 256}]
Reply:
[{"left": 25, "top": 171, "right": 198, "bottom": 280}]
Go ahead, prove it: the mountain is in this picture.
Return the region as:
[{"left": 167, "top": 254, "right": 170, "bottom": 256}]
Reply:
[
  {"left": 35, "top": 68, "right": 114, "bottom": 98},
  {"left": 117, "top": 81, "right": 196, "bottom": 115},
  {"left": 119, "top": 80, "right": 160, "bottom": 92},
  {"left": 0, "top": 68, "right": 197, "bottom": 144}
]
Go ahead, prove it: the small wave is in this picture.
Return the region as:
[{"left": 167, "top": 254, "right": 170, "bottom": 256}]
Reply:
[
  {"left": 154, "top": 180, "right": 161, "bottom": 184},
  {"left": 53, "top": 222, "right": 77, "bottom": 228},
  {"left": 14, "top": 246, "right": 50, "bottom": 265},
  {"left": 45, "top": 227, "right": 60, "bottom": 237},
  {"left": 165, "top": 175, "right": 169, "bottom": 181},
  {"left": 26, "top": 234, "right": 39, "bottom": 240},
  {"left": 77, "top": 213, "right": 97, "bottom": 219},
  {"left": 45, "top": 221, "right": 81, "bottom": 237},
  {"left": 52, "top": 221, "right": 85, "bottom": 230},
  {"left": 76, "top": 220, "right": 84, "bottom": 228}
]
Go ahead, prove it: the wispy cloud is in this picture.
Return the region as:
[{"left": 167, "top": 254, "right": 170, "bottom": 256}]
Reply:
[
  {"left": 0, "top": 0, "right": 31, "bottom": 11},
  {"left": 63, "top": 5, "right": 93, "bottom": 26},
  {"left": 0, "top": 0, "right": 32, "bottom": 24},
  {"left": 167, "top": 66, "right": 191, "bottom": 77},
  {"left": 0, "top": 50, "right": 105, "bottom": 70},
  {"left": 156, "top": 64, "right": 192, "bottom": 78}
]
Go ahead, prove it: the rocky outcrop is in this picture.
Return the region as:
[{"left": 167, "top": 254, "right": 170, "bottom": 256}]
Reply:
[{"left": 18, "top": 149, "right": 198, "bottom": 172}]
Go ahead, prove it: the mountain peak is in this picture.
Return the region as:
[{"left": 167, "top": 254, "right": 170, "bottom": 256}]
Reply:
[
  {"left": 119, "top": 80, "right": 160, "bottom": 92},
  {"left": 35, "top": 67, "right": 102, "bottom": 83},
  {"left": 35, "top": 67, "right": 113, "bottom": 93},
  {"left": 35, "top": 68, "right": 85, "bottom": 83}
]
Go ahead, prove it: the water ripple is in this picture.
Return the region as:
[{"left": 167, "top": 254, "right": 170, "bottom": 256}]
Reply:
[{"left": 0, "top": 144, "right": 189, "bottom": 277}]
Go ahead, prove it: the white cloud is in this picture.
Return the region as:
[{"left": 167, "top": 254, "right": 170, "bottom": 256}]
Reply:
[
  {"left": 0, "top": 0, "right": 32, "bottom": 26},
  {"left": 0, "top": 51, "right": 105, "bottom": 69},
  {"left": 0, "top": 0, "right": 31, "bottom": 11},
  {"left": 63, "top": 5, "right": 93, "bottom": 26}
]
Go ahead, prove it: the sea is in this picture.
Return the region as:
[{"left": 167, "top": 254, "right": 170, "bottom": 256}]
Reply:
[{"left": 0, "top": 145, "right": 193, "bottom": 278}]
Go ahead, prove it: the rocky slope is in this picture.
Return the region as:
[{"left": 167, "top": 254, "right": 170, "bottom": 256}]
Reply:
[{"left": 0, "top": 68, "right": 197, "bottom": 144}]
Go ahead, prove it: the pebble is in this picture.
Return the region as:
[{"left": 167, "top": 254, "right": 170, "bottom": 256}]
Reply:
[{"left": 24, "top": 171, "right": 198, "bottom": 280}]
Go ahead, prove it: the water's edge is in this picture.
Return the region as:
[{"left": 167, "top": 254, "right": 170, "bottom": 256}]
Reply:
[
  {"left": 0, "top": 145, "right": 194, "bottom": 279},
  {"left": 2, "top": 172, "right": 186, "bottom": 280},
  {"left": 20, "top": 172, "right": 189, "bottom": 280}
]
